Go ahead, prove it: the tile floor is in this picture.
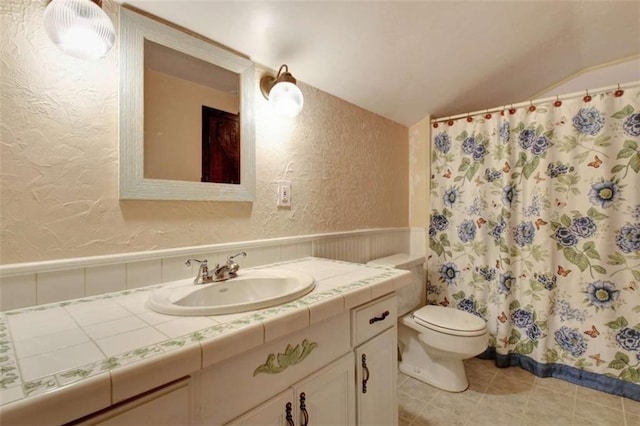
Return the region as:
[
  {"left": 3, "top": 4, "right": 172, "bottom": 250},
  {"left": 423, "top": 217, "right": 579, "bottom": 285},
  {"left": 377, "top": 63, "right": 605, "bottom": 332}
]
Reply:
[{"left": 398, "top": 357, "right": 640, "bottom": 426}]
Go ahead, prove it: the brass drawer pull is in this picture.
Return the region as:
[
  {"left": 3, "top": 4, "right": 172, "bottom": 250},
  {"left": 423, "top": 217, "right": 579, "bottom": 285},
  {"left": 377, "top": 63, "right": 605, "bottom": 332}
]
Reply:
[
  {"left": 362, "top": 354, "right": 370, "bottom": 393},
  {"left": 285, "top": 402, "right": 294, "bottom": 426},
  {"left": 369, "top": 310, "right": 390, "bottom": 324}
]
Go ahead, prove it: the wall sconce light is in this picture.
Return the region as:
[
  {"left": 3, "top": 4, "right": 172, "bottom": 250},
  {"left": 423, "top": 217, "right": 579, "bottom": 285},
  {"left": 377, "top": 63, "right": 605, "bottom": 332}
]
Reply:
[
  {"left": 43, "top": 0, "right": 116, "bottom": 60},
  {"left": 260, "top": 64, "right": 304, "bottom": 117}
]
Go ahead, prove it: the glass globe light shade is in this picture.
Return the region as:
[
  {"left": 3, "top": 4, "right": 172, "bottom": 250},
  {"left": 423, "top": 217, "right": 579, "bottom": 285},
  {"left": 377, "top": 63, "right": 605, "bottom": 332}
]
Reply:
[
  {"left": 269, "top": 81, "right": 304, "bottom": 117},
  {"left": 43, "top": 0, "right": 116, "bottom": 60}
]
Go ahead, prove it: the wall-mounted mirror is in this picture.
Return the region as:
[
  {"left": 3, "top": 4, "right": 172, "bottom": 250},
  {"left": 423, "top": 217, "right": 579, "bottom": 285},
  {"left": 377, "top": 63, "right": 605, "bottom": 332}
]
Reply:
[{"left": 119, "top": 8, "right": 255, "bottom": 201}]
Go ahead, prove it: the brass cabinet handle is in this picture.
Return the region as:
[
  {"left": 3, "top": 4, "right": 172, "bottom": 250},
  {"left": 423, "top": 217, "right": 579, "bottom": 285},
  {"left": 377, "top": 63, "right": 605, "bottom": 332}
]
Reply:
[
  {"left": 369, "top": 310, "right": 390, "bottom": 324},
  {"left": 361, "top": 354, "right": 370, "bottom": 393},
  {"left": 299, "top": 392, "right": 309, "bottom": 426},
  {"left": 286, "top": 402, "right": 294, "bottom": 426}
]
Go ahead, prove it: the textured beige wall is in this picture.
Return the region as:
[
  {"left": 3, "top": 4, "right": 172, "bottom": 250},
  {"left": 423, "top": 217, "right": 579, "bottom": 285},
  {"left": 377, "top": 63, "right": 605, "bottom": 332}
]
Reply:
[
  {"left": 408, "top": 116, "right": 430, "bottom": 228},
  {"left": 0, "top": 0, "right": 409, "bottom": 265},
  {"left": 144, "top": 69, "right": 239, "bottom": 182}
]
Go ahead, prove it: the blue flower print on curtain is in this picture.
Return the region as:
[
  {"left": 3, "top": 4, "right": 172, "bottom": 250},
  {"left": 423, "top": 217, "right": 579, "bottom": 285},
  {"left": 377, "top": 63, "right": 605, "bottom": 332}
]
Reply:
[
  {"left": 428, "top": 85, "right": 640, "bottom": 399},
  {"left": 623, "top": 113, "right": 640, "bottom": 136},
  {"left": 573, "top": 107, "right": 605, "bottom": 135}
]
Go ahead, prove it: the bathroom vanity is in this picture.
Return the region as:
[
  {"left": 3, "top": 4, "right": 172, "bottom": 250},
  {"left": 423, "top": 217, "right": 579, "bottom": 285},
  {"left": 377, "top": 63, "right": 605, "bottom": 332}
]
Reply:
[{"left": 0, "top": 258, "right": 408, "bottom": 425}]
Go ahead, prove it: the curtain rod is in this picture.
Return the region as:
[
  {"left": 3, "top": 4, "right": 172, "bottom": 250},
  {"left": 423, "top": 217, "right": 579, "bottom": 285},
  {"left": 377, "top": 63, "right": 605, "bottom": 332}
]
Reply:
[{"left": 431, "top": 81, "right": 640, "bottom": 124}]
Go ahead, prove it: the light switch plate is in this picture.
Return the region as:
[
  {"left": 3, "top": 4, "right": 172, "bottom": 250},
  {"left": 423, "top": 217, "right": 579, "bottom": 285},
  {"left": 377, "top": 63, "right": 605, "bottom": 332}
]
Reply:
[{"left": 277, "top": 181, "right": 291, "bottom": 207}]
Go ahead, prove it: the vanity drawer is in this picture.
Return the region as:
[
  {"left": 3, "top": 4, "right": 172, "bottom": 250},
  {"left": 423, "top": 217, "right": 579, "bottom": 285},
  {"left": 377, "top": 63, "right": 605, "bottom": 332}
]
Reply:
[
  {"left": 197, "top": 312, "right": 350, "bottom": 425},
  {"left": 351, "top": 293, "right": 397, "bottom": 346}
]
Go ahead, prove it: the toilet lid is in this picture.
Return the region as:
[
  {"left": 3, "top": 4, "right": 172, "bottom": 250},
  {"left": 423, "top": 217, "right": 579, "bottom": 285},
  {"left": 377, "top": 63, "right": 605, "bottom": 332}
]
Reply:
[{"left": 413, "top": 305, "right": 487, "bottom": 334}]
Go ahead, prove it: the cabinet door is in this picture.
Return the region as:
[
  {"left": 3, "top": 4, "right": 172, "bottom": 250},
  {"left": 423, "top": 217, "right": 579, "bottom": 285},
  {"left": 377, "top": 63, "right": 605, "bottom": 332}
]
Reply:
[
  {"left": 73, "top": 378, "right": 191, "bottom": 426},
  {"left": 226, "top": 389, "right": 295, "bottom": 426},
  {"left": 293, "top": 353, "right": 355, "bottom": 426},
  {"left": 355, "top": 327, "right": 398, "bottom": 426}
]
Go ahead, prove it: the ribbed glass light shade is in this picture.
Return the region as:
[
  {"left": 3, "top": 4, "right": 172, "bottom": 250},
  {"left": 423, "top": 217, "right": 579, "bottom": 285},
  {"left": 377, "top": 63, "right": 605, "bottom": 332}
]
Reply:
[
  {"left": 269, "top": 82, "right": 304, "bottom": 117},
  {"left": 43, "top": 0, "right": 115, "bottom": 60}
]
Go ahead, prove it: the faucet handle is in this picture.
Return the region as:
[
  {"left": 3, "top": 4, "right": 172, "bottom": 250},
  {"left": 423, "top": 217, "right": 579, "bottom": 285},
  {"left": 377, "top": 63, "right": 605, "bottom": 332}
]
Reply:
[
  {"left": 227, "top": 252, "right": 247, "bottom": 262},
  {"left": 186, "top": 259, "right": 212, "bottom": 284},
  {"left": 185, "top": 258, "right": 207, "bottom": 268},
  {"left": 226, "top": 252, "right": 246, "bottom": 276}
]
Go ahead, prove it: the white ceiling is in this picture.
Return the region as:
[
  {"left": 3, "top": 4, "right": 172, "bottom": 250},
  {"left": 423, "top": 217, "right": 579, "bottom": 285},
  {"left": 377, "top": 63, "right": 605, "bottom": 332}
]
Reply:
[{"left": 122, "top": 0, "right": 640, "bottom": 126}]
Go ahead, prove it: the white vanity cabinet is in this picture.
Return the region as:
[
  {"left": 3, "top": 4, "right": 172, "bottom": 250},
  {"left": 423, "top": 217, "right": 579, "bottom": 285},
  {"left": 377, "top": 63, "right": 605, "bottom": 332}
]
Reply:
[
  {"left": 227, "top": 354, "right": 355, "bottom": 425},
  {"left": 194, "top": 294, "right": 399, "bottom": 425},
  {"left": 195, "top": 312, "right": 352, "bottom": 424},
  {"left": 355, "top": 328, "right": 397, "bottom": 425},
  {"left": 69, "top": 378, "right": 192, "bottom": 426},
  {"left": 352, "top": 294, "right": 398, "bottom": 426}
]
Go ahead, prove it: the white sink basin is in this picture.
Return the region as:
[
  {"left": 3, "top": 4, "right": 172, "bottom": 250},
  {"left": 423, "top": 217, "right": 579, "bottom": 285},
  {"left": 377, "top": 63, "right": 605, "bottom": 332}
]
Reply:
[{"left": 147, "top": 269, "right": 315, "bottom": 316}]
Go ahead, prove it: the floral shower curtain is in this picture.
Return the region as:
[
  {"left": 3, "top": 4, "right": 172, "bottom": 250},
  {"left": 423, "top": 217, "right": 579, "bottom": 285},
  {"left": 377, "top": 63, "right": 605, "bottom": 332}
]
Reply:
[{"left": 428, "top": 84, "right": 640, "bottom": 400}]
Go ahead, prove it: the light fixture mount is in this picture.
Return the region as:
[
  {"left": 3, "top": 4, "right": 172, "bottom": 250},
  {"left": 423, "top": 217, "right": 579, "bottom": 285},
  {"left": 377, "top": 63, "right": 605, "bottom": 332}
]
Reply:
[
  {"left": 260, "top": 64, "right": 297, "bottom": 100},
  {"left": 260, "top": 64, "right": 304, "bottom": 117}
]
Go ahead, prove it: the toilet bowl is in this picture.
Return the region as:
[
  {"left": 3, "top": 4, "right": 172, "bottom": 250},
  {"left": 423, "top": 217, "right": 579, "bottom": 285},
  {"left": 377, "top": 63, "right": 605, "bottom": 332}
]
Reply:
[
  {"left": 367, "top": 254, "right": 488, "bottom": 393},
  {"left": 398, "top": 305, "right": 488, "bottom": 392}
]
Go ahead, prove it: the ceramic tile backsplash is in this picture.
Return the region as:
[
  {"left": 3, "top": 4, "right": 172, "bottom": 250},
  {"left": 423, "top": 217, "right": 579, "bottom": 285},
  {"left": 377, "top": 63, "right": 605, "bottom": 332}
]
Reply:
[
  {"left": 85, "top": 264, "right": 127, "bottom": 296},
  {"left": 0, "top": 228, "right": 412, "bottom": 311},
  {"left": 36, "top": 269, "right": 85, "bottom": 305},
  {"left": 161, "top": 256, "right": 194, "bottom": 283},
  {"left": 0, "top": 275, "right": 36, "bottom": 311},
  {"left": 126, "top": 260, "right": 162, "bottom": 289},
  {"left": 261, "top": 245, "right": 281, "bottom": 264}
]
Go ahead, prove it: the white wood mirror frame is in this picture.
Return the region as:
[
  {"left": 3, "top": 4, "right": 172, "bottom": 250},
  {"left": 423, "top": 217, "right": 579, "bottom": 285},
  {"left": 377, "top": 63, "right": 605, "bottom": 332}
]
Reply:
[{"left": 119, "top": 8, "right": 255, "bottom": 201}]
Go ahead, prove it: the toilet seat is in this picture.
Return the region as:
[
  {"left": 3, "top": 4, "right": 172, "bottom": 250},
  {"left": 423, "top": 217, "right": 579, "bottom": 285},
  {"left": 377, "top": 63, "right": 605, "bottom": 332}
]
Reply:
[{"left": 412, "top": 305, "right": 487, "bottom": 337}]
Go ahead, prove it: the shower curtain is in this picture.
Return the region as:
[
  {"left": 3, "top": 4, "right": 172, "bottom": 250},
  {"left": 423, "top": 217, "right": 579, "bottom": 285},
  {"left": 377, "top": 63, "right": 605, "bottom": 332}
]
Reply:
[{"left": 428, "top": 84, "right": 640, "bottom": 400}]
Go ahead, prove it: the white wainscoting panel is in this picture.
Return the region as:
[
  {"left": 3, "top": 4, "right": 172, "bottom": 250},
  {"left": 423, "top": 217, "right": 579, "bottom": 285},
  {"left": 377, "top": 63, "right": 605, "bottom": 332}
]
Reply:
[
  {"left": 36, "top": 269, "right": 85, "bottom": 305},
  {"left": 0, "top": 228, "right": 410, "bottom": 310}
]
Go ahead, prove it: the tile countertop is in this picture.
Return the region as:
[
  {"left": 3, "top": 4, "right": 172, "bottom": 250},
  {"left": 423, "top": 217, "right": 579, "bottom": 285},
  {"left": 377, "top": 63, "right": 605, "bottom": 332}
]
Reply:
[{"left": 0, "top": 257, "right": 410, "bottom": 424}]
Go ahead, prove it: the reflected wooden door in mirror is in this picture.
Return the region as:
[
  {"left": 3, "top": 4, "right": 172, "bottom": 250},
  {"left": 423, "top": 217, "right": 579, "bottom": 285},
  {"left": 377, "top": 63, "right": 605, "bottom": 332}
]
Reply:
[{"left": 202, "top": 106, "right": 240, "bottom": 184}]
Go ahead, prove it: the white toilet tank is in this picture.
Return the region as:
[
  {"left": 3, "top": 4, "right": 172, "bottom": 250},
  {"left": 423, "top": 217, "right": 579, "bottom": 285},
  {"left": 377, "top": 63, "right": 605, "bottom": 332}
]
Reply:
[{"left": 367, "top": 254, "right": 426, "bottom": 317}]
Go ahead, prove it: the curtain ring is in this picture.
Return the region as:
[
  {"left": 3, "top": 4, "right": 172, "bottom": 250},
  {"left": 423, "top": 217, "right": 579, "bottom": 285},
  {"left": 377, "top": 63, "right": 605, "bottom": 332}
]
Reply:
[
  {"left": 528, "top": 100, "right": 536, "bottom": 112},
  {"left": 466, "top": 114, "right": 473, "bottom": 123},
  {"left": 554, "top": 95, "right": 562, "bottom": 107},
  {"left": 615, "top": 84, "right": 624, "bottom": 97},
  {"left": 484, "top": 109, "right": 492, "bottom": 119},
  {"left": 584, "top": 89, "right": 592, "bottom": 102},
  {"left": 509, "top": 104, "right": 516, "bottom": 115}
]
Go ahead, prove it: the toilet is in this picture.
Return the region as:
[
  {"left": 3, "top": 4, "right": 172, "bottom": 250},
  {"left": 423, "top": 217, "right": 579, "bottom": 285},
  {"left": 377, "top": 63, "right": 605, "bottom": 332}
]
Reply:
[{"left": 367, "top": 254, "right": 488, "bottom": 392}]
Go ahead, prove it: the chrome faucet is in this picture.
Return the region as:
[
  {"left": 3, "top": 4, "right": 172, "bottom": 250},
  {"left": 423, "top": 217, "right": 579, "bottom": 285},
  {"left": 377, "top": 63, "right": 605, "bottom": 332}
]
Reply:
[
  {"left": 213, "top": 252, "right": 247, "bottom": 281},
  {"left": 185, "top": 252, "right": 247, "bottom": 285},
  {"left": 185, "top": 258, "right": 214, "bottom": 285}
]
